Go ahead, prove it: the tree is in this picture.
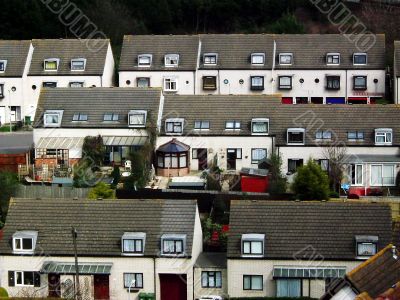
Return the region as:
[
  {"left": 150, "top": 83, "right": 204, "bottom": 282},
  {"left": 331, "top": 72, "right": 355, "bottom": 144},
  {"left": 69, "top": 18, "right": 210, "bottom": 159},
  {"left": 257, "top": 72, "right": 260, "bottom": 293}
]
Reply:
[
  {"left": 323, "top": 145, "right": 347, "bottom": 193},
  {"left": 0, "top": 171, "right": 19, "bottom": 226},
  {"left": 88, "top": 182, "right": 115, "bottom": 199},
  {"left": 268, "top": 152, "right": 287, "bottom": 196},
  {"left": 82, "top": 136, "right": 105, "bottom": 168},
  {"left": 292, "top": 160, "right": 330, "bottom": 201},
  {"left": 265, "top": 13, "right": 305, "bottom": 34}
]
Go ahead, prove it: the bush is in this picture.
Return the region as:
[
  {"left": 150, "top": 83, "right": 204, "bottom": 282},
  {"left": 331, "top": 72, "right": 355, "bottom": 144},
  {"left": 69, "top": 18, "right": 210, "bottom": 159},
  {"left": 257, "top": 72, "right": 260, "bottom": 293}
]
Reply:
[
  {"left": 268, "top": 153, "right": 287, "bottom": 196},
  {"left": 292, "top": 160, "right": 330, "bottom": 201},
  {"left": 111, "top": 166, "right": 121, "bottom": 187},
  {"left": 88, "top": 182, "right": 115, "bottom": 199},
  {"left": 0, "top": 172, "right": 19, "bottom": 226},
  {"left": 329, "top": 191, "right": 340, "bottom": 198},
  {"left": 0, "top": 287, "right": 8, "bottom": 298}
]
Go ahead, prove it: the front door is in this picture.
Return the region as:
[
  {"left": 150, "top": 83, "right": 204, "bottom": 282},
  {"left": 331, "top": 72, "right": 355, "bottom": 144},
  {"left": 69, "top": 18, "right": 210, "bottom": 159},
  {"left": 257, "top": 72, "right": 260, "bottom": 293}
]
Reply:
[
  {"left": 227, "top": 149, "right": 237, "bottom": 170},
  {"left": 197, "top": 149, "right": 208, "bottom": 170},
  {"left": 94, "top": 275, "right": 110, "bottom": 300},
  {"left": 48, "top": 273, "right": 61, "bottom": 298},
  {"left": 160, "top": 274, "right": 187, "bottom": 300}
]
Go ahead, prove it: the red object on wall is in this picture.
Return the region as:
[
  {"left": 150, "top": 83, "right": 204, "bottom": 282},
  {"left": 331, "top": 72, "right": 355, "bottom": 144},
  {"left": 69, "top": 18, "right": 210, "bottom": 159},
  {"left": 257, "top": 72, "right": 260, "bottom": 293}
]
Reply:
[
  {"left": 282, "top": 97, "right": 293, "bottom": 104},
  {"left": 241, "top": 175, "right": 269, "bottom": 193}
]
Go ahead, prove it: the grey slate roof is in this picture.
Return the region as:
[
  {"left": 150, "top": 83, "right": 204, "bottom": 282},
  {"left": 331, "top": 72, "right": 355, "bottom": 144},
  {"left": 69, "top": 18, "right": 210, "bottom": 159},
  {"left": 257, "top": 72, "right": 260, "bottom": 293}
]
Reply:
[
  {"left": 227, "top": 200, "right": 392, "bottom": 260},
  {"left": 0, "top": 198, "right": 197, "bottom": 257},
  {"left": 0, "top": 40, "right": 31, "bottom": 77},
  {"left": 119, "top": 35, "right": 200, "bottom": 71},
  {"left": 29, "top": 39, "right": 109, "bottom": 76},
  {"left": 161, "top": 94, "right": 400, "bottom": 146},
  {"left": 34, "top": 87, "right": 161, "bottom": 128},
  {"left": 395, "top": 41, "right": 400, "bottom": 78},
  {"left": 200, "top": 34, "right": 385, "bottom": 69},
  {"left": 195, "top": 252, "right": 227, "bottom": 269}
]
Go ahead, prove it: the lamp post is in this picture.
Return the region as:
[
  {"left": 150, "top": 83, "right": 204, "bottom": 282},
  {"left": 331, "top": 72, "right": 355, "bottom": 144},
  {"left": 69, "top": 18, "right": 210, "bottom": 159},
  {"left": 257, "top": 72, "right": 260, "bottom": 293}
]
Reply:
[
  {"left": 72, "top": 227, "right": 82, "bottom": 300},
  {"left": 128, "top": 279, "right": 136, "bottom": 300},
  {"left": 8, "top": 86, "right": 16, "bottom": 132}
]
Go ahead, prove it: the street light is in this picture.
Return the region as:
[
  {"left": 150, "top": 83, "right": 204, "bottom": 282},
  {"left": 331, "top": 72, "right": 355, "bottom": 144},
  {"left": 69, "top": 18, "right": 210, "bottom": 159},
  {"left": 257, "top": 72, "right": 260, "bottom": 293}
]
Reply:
[
  {"left": 127, "top": 279, "right": 136, "bottom": 300},
  {"left": 8, "top": 86, "right": 16, "bottom": 132}
]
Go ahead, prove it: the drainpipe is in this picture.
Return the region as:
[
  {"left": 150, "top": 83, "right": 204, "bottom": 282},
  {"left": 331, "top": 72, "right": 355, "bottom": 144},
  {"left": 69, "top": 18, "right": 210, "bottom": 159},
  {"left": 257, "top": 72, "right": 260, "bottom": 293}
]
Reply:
[
  {"left": 153, "top": 258, "right": 156, "bottom": 298},
  {"left": 218, "top": 70, "right": 221, "bottom": 95},
  {"left": 345, "top": 70, "right": 348, "bottom": 103}
]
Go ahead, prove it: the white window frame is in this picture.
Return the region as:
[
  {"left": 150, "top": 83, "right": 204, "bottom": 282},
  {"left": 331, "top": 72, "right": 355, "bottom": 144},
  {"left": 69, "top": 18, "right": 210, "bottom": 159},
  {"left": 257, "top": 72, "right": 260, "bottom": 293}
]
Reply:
[
  {"left": 241, "top": 234, "right": 265, "bottom": 257},
  {"left": 44, "top": 58, "right": 60, "bottom": 71},
  {"left": 251, "top": 118, "right": 269, "bottom": 135},
  {"left": 353, "top": 53, "right": 367, "bottom": 65},
  {"left": 12, "top": 231, "right": 38, "bottom": 254},
  {"left": 164, "top": 77, "right": 178, "bottom": 92},
  {"left": 326, "top": 53, "right": 340, "bottom": 65},
  {"left": 348, "top": 164, "right": 364, "bottom": 186},
  {"left": 370, "top": 164, "right": 396, "bottom": 186},
  {"left": 279, "top": 53, "right": 293, "bottom": 65},
  {"left": 138, "top": 54, "right": 152, "bottom": 67},
  {"left": 165, "top": 118, "right": 184, "bottom": 135},
  {"left": 70, "top": 58, "right": 86, "bottom": 71},
  {"left": 355, "top": 236, "right": 378, "bottom": 259},
  {"left": 287, "top": 128, "right": 305, "bottom": 145},
  {"left": 204, "top": 53, "right": 218, "bottom": 65},
  {"left": 375, "top": 128, "right": 393, "bottom": 145},
  {"left": 165, "top": 54, "right": 180, "bottom": 67},
  {"left": 69, "top": 81, "right": 85, "bottom": 88},
  {"left": 251, "top": 53, "right": 265, "bottom": 65},
  {"left": 14, "top": 271, "right": 35, "bottom": 287},
  {"left": 44, "top": 110, "right": 63, "bottom": 128},
  {"left": 0, "top": 60, "right": 7, "bottom": 72},
  {"left": 128, "top": 110, "right": 147, "bottom": 128}
]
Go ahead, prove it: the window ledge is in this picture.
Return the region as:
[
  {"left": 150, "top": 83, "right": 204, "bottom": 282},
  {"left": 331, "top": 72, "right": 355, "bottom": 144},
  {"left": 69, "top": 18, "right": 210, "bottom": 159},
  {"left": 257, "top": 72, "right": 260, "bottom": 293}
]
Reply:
[{"left": 121, "top": 253, "right": 145, "bottom": 257}]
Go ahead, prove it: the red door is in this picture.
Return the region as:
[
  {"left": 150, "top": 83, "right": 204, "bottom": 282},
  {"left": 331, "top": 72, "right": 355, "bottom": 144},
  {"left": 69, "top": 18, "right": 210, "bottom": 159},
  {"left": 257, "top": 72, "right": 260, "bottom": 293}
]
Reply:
[
  {"left": 160, "top": 274, "right": 187, "bottom": 300},
  {"left": 94, "top": 275, "right": 110, "bottom": 300}
]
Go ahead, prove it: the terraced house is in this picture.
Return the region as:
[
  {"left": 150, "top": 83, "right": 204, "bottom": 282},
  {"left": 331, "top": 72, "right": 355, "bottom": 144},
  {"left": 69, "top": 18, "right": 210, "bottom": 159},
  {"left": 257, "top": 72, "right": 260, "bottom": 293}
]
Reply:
[
  {"left": 227, "top": 200, "right": 392, "bottom": 299},
  {"left": 33, "top": 87, "right": 162, "bottom": 172},
  {"left": 119, "top": 34, "right": 386, "bottom": 104},
  {"left": 0, "top": 40, "right": 33, "bottom": 124},
  {"left": 0, "top": 198, "right": 202, "bottom": 300}
]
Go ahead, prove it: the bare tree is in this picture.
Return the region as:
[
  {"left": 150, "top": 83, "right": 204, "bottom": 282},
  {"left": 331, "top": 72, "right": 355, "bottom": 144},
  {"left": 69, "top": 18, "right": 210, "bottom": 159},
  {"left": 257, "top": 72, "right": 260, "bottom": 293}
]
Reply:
[{"left": 323, "top": 145, "right": 348, "bottom": 193}]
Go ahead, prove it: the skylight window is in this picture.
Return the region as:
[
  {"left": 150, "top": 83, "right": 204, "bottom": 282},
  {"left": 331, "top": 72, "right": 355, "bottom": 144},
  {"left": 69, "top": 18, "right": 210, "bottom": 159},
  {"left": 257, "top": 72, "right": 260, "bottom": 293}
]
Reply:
[
  {"left": 103, "top": 113, "right": 119, "bottom": 122},
  {"left": 72, "top": 113, "right": 88, "bottom": 121},
  {"left": 44, "top": 58, "right": 60, "bottom": 71},
  {"left": 0, "top": 60, "right": 7, "bottom": 72},
  {"left": 71, "top": 58, "right": 86, "bottom": 71}
]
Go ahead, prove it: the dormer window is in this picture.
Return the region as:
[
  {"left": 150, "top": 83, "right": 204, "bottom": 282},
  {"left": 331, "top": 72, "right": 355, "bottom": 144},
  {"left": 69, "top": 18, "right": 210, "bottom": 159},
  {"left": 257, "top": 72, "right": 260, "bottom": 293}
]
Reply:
[
  {"left": 12, "top": 231, "right": 38, "bottom": 254},
  {"left": 103, "top": 113, "right": 119, "bottom": 122},
  {"left": 165, "top": 118, "right": 184, "bottom": 135},
  {"left": 138, "top": 54, "right": 152, "bottom": 67},
  {"left": 204, "top": 53, "right": 218, "bottom": 65},
  {"left": 161, "top": 234, "right": 186, "bottom": 256},
  {"left": 375, "top": 128, "right": 392, "bottom": 145},
  {"left": 44, "top": 58, "right": 59, "bottom": 71},
  {"left": 72, "top": 113, "right": 88, "bottom": 122},
  {"left": 0, "top": 60, "right": 7, "bottom": 72},
  {"left": 165, "top": 54, "right": 180, "bottom": 67},
  {"left": 121, "top": 233, "right": 145, "bottom": 255},
  {"left": 226, "top": 120, "right": 241, "bottom": 130},
  {"left": 279, "top": 53, "right": 293, "bottom": 65},
  {"left": 326, "top": 53, "right": 340, "bottom": 65},
  {"left": 128, "top": 110, "right": 147, "bottom": 128},
  {"left": 287, "top": 128, "right": 305, "bottom": 145},
  {"left": 241, "top": 234, "right": 265, "bottom": 257},
  {"left": 353, "top": 53, "right": 367, "bottom": 65},
  {"left": 356, "top": 236, "right": 378, "bottom": 258},
  {"left": 251, "top": 53, "right": 265, "bottom": 65},
  {"left": 71, "top": 58, "right": 86, "bottom": 71},
  {"left": 251, "top": 118, "right": 269, "bottom": 135},
  {"left": 44, "top": 110, "right": 63, "bottom": 127}
]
